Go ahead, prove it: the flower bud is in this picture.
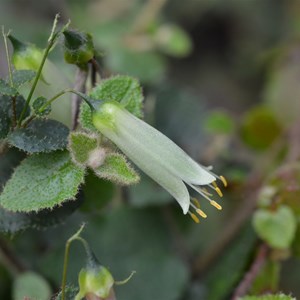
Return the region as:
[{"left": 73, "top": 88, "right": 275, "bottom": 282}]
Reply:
[
  {"left": 75, "top": 250, "right": 114, "bottom": 300},
  {"left": 8, "top": 34, "right": 43, "bottom": 71},
  {"left": 63, "top": 29, "right": 94, "bottom": 66}
]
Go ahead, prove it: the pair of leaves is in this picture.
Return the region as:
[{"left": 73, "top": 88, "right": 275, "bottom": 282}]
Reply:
[{"left": 69, "top": 132, "right": 139, "bottom": 185}]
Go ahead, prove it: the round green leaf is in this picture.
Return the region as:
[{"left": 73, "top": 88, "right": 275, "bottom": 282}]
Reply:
[
  {"left": 253, "top": 206, "right": 297, "bottom": 249},
  {"left": 13, "top": 271, "right": 51, "bottom": 300}
]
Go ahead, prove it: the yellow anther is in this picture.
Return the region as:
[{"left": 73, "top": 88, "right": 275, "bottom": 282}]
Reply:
[
  {"left": 190, "top": 213, "right": 200, "bottom": 223},
  {"left": 196, "top": 209, "right": 207, "bottom": 219},
  {"left": 215, "top": 187, "right": 223, "bottom": 197},
  {"left": 210, "top": 200, "right": 222, "bottom": 210},
  {"left": 220, "top": 175, "right": 227, "bottom": 187},
  {"left": 191, "top": 197, "right": 200, "bottom": 208},
  {"left": 212, "top": 181, "right": 218, "bottom": 188}
]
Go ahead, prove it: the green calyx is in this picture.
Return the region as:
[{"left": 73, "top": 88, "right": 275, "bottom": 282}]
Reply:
[
  {"left": 63, "top": 29, "right": 94, "bottom": 66},
  {"left": 92, "top": 101, "right": 121, "bottom": 133},
  {"left": 75, "top": 265, "right": 114, "bottom": 300}
]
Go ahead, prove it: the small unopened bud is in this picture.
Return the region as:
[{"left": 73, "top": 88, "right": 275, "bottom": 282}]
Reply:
[
  {"left": 63, "top": 29, "right": 94, "bottom": 66},
  {"left": 87, "top": 148, "right": 106, "bottom": 169},
  {"left": 8, "top": 34, "right": 43, "bottom": 71}
]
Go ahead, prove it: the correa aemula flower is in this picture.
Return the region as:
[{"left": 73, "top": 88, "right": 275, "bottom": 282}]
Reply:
[{"left": 92, "top": 100, "right": 227, "bottom": 222}]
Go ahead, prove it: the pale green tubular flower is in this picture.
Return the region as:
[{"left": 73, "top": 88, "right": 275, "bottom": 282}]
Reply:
[{"left": 92, "top": 100, "right": 227, "bottom": 222}]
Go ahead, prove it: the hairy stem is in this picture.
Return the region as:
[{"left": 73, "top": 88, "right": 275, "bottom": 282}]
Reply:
[
  {"left": 2, "top": 26, "right": 13, "bottom": 86},
  {"left": 71, "top": 68, "right": 88, "bottom": 130}
]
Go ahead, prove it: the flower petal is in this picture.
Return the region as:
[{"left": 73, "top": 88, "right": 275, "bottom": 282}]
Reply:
[
  {"left": 93, "top": 102, "right": 191, "bottom": 213},
  {"left": 94, "top": 102, "right": 216, "bottom": 185}
]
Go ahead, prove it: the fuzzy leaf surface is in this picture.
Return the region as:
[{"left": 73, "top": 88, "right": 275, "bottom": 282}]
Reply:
[
  {"left": 94, "top": 152, "right": 139, "bottom": 185},
  {"left": 68, "top": 131, "right": 98, "bottom": 166},
  {"left": 10, "top": 70, "right": 36, "bottom": 87},
  {"left": 0, "top": 151, "right": 85, "bottom": 212},
  {"left": 32, "top": 96, "right": 51, "bottom": 116},
  {"left": 0, "top": 95, "right": 30, "bottom": 138},
  {"left": 7, "top": 119, "right": 69, "bottom": 153},
  {"left": 0, "top": 79, "right": 18, "bottom": 96}
]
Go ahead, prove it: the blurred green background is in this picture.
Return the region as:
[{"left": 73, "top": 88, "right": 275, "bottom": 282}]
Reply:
[{"left": 1, "top": 0, "right": 300, "bottom": 299}]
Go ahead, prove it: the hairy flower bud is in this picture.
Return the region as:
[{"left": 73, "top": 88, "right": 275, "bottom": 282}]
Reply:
[{"left": 63, "top": 29, "right": 94, "bottom": 66}]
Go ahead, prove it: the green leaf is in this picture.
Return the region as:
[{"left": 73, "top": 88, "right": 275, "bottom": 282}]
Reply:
[
  {"left": 80, "top": 75, "right": 144, "bottom": 131},
  {"left": 253, "top": 206, "right": 297, "bottom": 249},
  {"left": 0, "top": 95, "right": 31, "bottom": 138},
  {"left": 0, "top": 151, "right": 85, "bottom": 212},
  {"left": 32, "top": 96, "right": 51, "bottom": 116},
  {"left": 94, "top": 152, "right": 140, "bottom": 185},
  {"left": 13, "top": 271, "right": 51, "bottom": 300},
  {"left": 154, "top": 24, "right": 193, "bottom": 57},
  {"left": 204, "top": 110, "right": 235, "bottom": 134},
  {"left": 10, "top": 69, "right": 36, "bottom": 88},
  {"left": 68, "top": 131, "right": 98, "bottom": 166},
  {"left": 0, "top": 79, "right": 18, "bottom": 96},
  {"left": 7, "top": 119, "right": 69, "bottom": 153},
  {"left": 240, "top": 293, "right": 296, "bottom": 300},
  {"left": 90, "top": 76, "right": 143, "bottom": 117},
  {"left": 0, "top": 148, "right": 81, "bottom": 233}
]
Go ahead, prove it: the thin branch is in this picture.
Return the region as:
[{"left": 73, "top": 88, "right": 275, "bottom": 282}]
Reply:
[
  {"left": 71, "top": 68, "right": 88, "bottom": 130},
  {"left": 232, "top": 243, "right": 269, "bottom": 300},
  {"left": 90, "top": 58, "right": 101, "bottom": 87},
  {"left": 12, "top": 96, "right": 17, "bottom": 128},
  {"left": 2, "top": 26, "right": 13, "bottom": 86}
]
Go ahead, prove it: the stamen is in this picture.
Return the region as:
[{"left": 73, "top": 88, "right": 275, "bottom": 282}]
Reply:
[
  {"left": 210, "top": 200, "right": 222, "bottom": 210},
  {"left": 215, "top": 187, "right": 223, "bottom": 197},
  {"left": 189, "top": 212, "right": 200, "bottom": 223},
  {"left": 220, "top": 175, "right": 228, "bottom": 187},
  {"left": 201, "top": 187, "right": 213, "bottom": 196},
  {"left": 196, "top": 209, "right": 207, "bottom": 218},
  {"left": 208, "top": 182, "right": 223, "bottom": 197},
  {"left": 190, "top": 184, "right": 216, "bottom": 204},
  {"left": 191, "top": 197, "right": 200, "bottom": 208}
]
